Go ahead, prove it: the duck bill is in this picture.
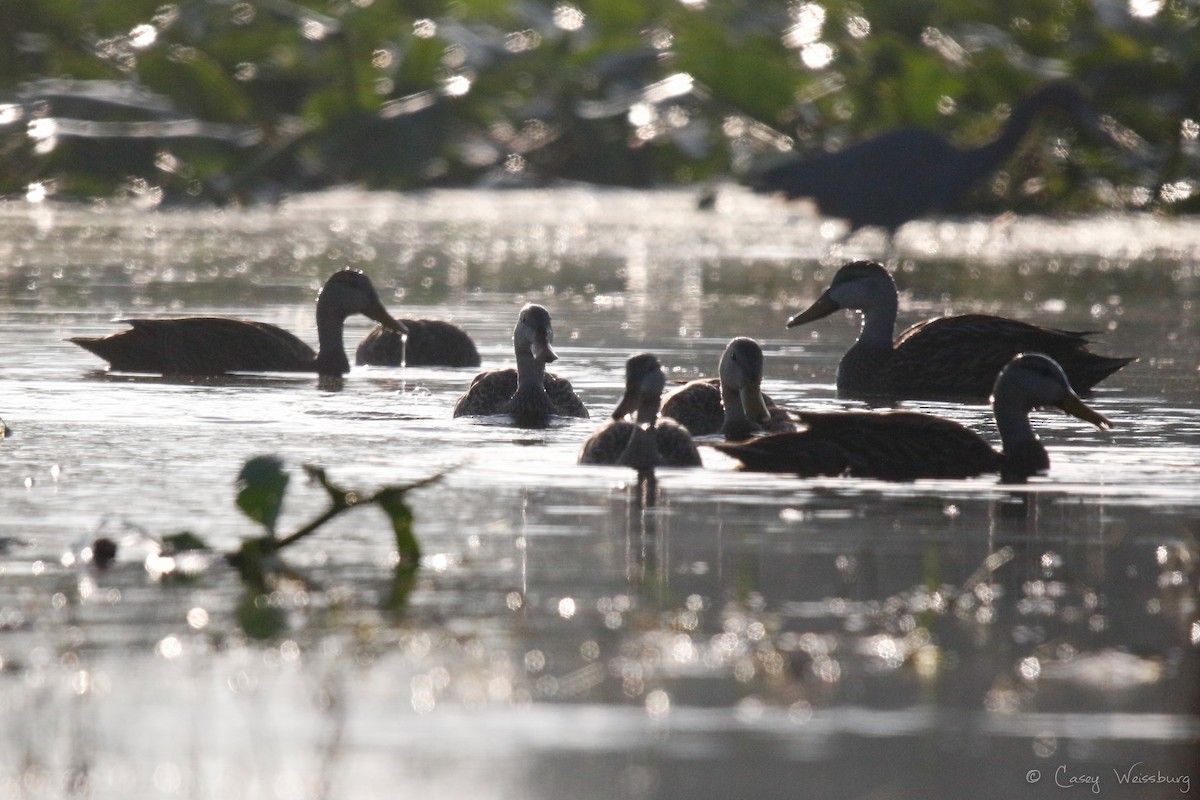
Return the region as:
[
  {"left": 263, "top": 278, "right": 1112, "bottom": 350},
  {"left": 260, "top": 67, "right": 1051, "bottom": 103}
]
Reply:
[
  {"left": 1060, "top": 393, "right": 1112, "bottom": 431},
  {"left": 610, "top": 389, "right": 640, "bottom": 420},
  {"left": 365, "top": 302, "right": 409, "bottom": 336},
  {"left": 531, "top": 333, "right": 558, "bottom": 363},
  {"left": 786, "top": 293, "right": 839, "bottom": 328},
  {"left": 739, "top": 381, "right": 771, "bottom": 423}
]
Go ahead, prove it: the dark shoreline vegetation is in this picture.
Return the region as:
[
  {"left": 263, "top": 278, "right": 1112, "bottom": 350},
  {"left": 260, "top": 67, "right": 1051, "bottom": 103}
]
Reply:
[{"left": 0, "top": 0, "right": 1196, "bottom": 213}]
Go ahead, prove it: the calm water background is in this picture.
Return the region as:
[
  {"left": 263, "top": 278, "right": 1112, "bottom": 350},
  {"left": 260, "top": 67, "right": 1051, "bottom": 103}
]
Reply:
[{"left": 1, "top": 188, "right": 1198, "bottom": 799}]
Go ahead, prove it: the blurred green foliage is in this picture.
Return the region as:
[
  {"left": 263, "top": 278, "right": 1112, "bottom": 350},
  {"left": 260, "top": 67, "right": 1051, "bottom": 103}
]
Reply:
[{"left": 0, "top": 0, "right": 1195, "bottom": 211}]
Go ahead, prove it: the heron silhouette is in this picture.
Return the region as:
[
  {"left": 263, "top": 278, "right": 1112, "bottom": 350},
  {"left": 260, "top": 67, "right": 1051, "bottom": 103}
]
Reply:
[{"left": 749, "top": 83, "right": 1112, "bottom": 238}]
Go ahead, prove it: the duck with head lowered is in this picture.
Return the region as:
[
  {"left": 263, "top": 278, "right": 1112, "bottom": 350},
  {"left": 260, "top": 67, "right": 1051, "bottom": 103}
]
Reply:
[
  {"left": 70, "top": 268, "right": 407, "bottom": 378},
  {"left": 788, "top": 260, "right": 1133, "bottom": 402},
  {"left": 579, "top": 353, "right": 701, "bottom": 468},
  {"left": 712, "top": 353, "right": 1112, "bottom": 483},
  {"left": 356, "top": 314, "right": 480, "bottom": 368},
  {"left": 660, "top": 337, "right": 794, "bottom": 440},
  {"left": 452, "top": 304, "right": 588, "bottom": 427}
]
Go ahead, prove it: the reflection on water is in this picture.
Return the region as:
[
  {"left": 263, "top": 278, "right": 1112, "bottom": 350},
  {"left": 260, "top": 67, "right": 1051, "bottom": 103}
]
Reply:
[{"left": 0, "top": 189, "right": 1198, "bottom": 799}]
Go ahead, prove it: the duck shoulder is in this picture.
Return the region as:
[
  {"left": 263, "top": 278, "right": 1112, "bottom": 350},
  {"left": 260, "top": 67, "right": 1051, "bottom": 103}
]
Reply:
[
  {"left": 356, "top": 319, "right": 480, "bottom": 367},
  {"left": 71, "top": 317, "right": 315, "bottom": 374}
]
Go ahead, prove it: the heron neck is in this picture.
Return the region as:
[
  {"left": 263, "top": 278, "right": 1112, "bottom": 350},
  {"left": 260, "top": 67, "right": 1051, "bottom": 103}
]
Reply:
[{"left": 960, "top": 96, "right": 1045, "bottom": 189}]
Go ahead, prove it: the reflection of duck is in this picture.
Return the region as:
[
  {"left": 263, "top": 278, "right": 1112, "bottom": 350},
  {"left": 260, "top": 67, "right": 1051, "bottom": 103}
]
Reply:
[
  {"left": 579, "top": 353, "right": 701, "bottom": 468},
  {"left": 789, "top": 261, "right": 1134, "bottom": 401},
  {"left": 712, "top": 353, "right": 1111, "bottom": 482},
  {"left": 356, "top": 319, "right": 480, "bottom": 367},
  {"left": 750, "top": 82, "right": 1111, "bottom": 235},
  {"left": 660, "top": 337, "right": 794, "bottom": 439},
  {"left": 452, "top": 304, "right": 588, "bottom": 426},
  {"left": 71, "top": 269, "right": 407, "bottom": 377}
]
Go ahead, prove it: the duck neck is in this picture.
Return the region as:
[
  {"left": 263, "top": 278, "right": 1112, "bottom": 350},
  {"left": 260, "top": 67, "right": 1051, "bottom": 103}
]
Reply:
[
  {"left": 515, "top": 348, "right": 548, "bottom": 392},
  {"left": 720, "top": 381, "right": 769, "bottom": 439},
  {"left": 856, "top": 291, "right": 898, "bottom": 350},
  {"left": 635, "top": 394, "right": 661, "bottom": 428},
  {"left": 839, "top": 292, "right": 898, "bottom": 394},
  {"left": 315, "top": 303, "right": 350, "bottom": 376},
  {"left": 993, "top": 384, "right": 1038, "bottom": 450}
]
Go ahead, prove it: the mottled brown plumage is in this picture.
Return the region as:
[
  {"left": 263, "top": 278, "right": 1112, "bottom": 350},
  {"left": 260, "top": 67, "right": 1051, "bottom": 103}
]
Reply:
[
  {"left": 788, "top": 261, "right": 1133, "bottom": 401},
  {"left": 712, "top": 354, "right": 1112, "bottom": 482},
  {"left": 579, "top": 353, "right": 701, "bottom": 468},
  {"left": 660, "top": 337, "right": 794, "bottom": 439},
  {"left": 453, "top": 304, "right": 588, "bottom": 427},
  {"left": 71, "top": 269, "right": 407, "bottom": 377}
]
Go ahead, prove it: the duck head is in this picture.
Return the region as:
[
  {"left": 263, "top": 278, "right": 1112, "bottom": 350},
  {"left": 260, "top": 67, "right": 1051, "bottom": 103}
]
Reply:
[
  {"left": 611, "top": 353, "right": 666, "bottom": 421},
  {"left": 786, "top": 261, "right": 894, "bottom": 327},
  {"left": 992, "top": 353, "right": 1112, "bottom": 430},
  {"left": 514, "top": 304, "right": 558, "bottom": 363},
  {"left": 719, "top": 337, "right": 772, "bottom": 436},
  {"left": 317, "top": 269, "right": 408, "bottom": 334}
]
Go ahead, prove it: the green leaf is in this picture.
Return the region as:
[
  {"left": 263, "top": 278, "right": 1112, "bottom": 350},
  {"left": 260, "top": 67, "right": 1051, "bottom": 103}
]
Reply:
[
  {"left": 377, "top": 489, "right": 420, "bottom": 566},
  {"left": 230, "top": 535, "right": 276, "bottom": 593},
  {"left": 161, "top": 531, "right": 209, "bottom": 554},
  {"left": 236, "top": 455, "right": 289, "bottom": 534},
  {"left": 234, "top": 592, "right": 288, "bottom": 640}
]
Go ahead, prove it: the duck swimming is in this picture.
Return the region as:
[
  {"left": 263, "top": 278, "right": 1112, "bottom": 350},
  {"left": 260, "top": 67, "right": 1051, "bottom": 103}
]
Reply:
[
  {"left": 579, "top": 353, "right": 701, "bottom": 468},
  {"left": 788, "top": 261, "right": 1133, "bottom": 401},
  {"left": 71, "top": 268, "right": 407, "bottom": 378},
  {"left": 660, "top": 337, "right": 794, "bottom": 439},
  {"left": 356, "top": 319, "right": 480, "bottom": 367},
  {"left": 711, "top": 353, "right": 1112, "bottom": 482},
  {"left": 452, "top": 304, "right": 588, "bottom": 427}
]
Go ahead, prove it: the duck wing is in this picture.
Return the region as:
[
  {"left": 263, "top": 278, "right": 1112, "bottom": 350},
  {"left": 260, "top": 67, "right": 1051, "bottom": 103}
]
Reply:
[
  {"left": 891, "top": 314, "right": 1131, "bottom": 399},
  {"left": 452, "top": 368, "right": 517, "bottom": 416},
  {"left": 579, "top": 420, "right": 636, "bottom": 465},
  {"left": 545, "top": 372, "right": 589, "bottom": 418},
  {"left": 660, "top": 379, "right": 722, "bottom": 434},
  {"left": 714, "top": 411, "right": 1000, "bottom": 481},
  {"left": 71, "top": 317, "right": 315, "bottom": 375}
]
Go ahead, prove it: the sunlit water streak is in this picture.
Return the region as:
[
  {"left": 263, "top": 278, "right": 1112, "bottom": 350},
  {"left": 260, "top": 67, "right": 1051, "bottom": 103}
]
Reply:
[{"left": 0, "top": 189, "right": 1197, "bottom": 799}]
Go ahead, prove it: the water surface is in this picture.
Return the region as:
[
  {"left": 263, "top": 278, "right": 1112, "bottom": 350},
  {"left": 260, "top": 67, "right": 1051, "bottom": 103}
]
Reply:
[{"left": 1, "top": 189, "right": 1198, "bottom": 799}]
